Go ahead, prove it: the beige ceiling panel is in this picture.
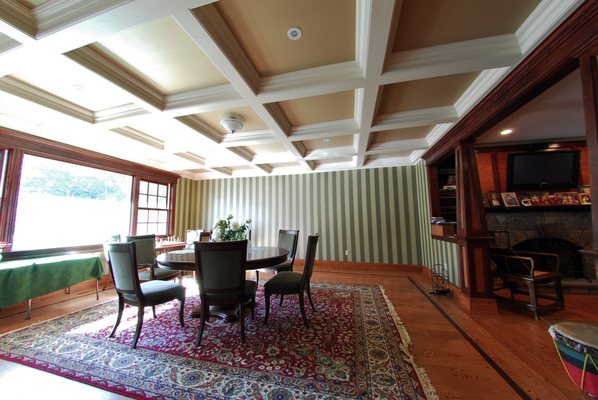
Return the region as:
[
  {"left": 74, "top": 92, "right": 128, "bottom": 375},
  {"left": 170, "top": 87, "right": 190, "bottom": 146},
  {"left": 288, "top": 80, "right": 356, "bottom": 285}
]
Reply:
[
  {"left": 215, "top": 0, "right": 355, "bottom": 76},
  {"left": 278, "top": 90, "right": 354, "bottom": 126},
  {"left": 246, "top": 143, "right": 288, "bottom": 154},
  {"left": 379, "top": 72, "right": 479, "bottom": 114},
  {"left": 97, "top": 16, "right": 228, "bottom": 94},
  {"left": 10, "top": 55, "right": 133, "bottom": 111},
  {"left": 370, "top": 126, "right": 431, "bottom": 145},
  {"left": 199, "top": 106, "right": 269, "bottom": 134},
  {"left": 301, "top": 135, "right": 354, "bottom": 151},
  {"left": 393, "top": 0, "right": 541, "bottom": 52}
]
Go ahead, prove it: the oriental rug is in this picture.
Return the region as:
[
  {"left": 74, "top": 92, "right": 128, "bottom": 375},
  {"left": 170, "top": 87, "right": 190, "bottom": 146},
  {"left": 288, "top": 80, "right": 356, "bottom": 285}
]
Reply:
[{"left": 0, "top": 282, "right": 436, "bottom": 399}]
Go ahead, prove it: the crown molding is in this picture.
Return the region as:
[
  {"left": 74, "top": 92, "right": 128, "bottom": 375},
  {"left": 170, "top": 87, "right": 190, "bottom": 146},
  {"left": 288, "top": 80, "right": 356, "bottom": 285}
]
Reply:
[
  {"left": 35, "top": 0, "right": 131, "bottom": 38},
  {"left": 0, "top": 34, "right": 21, "bottom": 54},
  {"left": 384, "top": 34, "right": 521, "bottom": 85},
  {"left": 189, "top": 4, "right": 261, "bottom": 95},
  {"left": 0, "top": 1, "right": 37, "bottom": 38},
  {"left": 288, "top": 119, "right": 358, "bottom": 141},
  {"left": 94, "top": 103, "right": 148, "bottom": 124},
  {"left": 258, "top": 61, "right": 363, "bottom": 103},
  {"left": 111, "top": 126, "right": 164, "bottom": 150},
  {"left": 365, "top": 155, "right": 413, "bottom": 167},
  {"left": 227, "top": 146, "right": 254, "bottom": 163},
  {"left": 454, "top": 67, "right": 511, "bottom": 117},
  {"left": 424, "top": 123, "right": 454, "bottom": 148},
  {"left": 409, "top": 150, "right": 426, "bottom": 163},
  {"left": 65, "top": 45, "right": 164, "bottom": 112},
  {"left": 372, "top": 106, "right": 457, "bottom": 132},
  {"left": 221, "top": 131, "right": 278, "bottom": 147},
  {"left": 175, "top": 114, "right": 222, "bottom": 144},
  {"left": 367, "top": 138, "right": 428, "bottom": 154},
  {"left": 211, "top": 167, "right": 232, "bottom": 176},
  {"left": 254, "top": 163, "right": 273, "bottom": 174},
  {"left": 165, "top": 84, "right": 244, "bottom": 116},
  {"left": 304, "top": 145, "right": 356, "bottom": 161},
  {"left": 516, "top": 0, "right": 584, "bottom": 55},
  {"left": 0, "top": 76, "right": 94, "bottom": 123},
  {"left": 173, "top": 151, "right": 206, "bottom": 166}
]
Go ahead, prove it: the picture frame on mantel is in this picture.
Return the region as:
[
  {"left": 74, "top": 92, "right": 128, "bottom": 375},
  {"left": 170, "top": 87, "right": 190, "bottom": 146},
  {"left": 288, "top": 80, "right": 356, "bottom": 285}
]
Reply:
[
  {"left": 501, "top": 192, "right": 520, "bottom": 207},
  {"left": 579, "top": 192, "right": 592, "bottom": 205},
  {"left": 488, "top": 192, "right": 502, "bottom": 207}
]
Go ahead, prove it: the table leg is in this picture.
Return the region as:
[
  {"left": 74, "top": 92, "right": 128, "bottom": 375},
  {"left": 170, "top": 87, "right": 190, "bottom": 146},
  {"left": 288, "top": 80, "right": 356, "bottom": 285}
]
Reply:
[
  {"left": 25, "top": 299, "right": 31, "bottom": 320},
  {"left": 95, "top": 279, "right": 99, "bottom": 300}
]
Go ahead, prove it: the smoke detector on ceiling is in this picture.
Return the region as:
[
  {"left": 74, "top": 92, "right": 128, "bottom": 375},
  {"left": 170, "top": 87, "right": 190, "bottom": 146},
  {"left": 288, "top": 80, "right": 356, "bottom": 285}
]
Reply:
[
  {"left": 287, "top": 26, "right": 302, "bottom": 40},
  {"left": 220, "top": 112, "right": 244, "bottom": 134}
]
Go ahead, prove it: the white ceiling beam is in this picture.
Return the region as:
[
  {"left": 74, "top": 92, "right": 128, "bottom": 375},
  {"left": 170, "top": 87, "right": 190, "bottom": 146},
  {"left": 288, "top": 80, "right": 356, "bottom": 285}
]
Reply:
[
  {"left": 304, "top": 145, "right": 356, "bottom": 161},
  {"left": 288, "top": 119, "right": 359, "bottom": 141},
  {"left": 372, "top": 106, "right": 457, "bottom": 132},
  {"left": 354, "top": 0, "right": 397, "bottom": 167}
]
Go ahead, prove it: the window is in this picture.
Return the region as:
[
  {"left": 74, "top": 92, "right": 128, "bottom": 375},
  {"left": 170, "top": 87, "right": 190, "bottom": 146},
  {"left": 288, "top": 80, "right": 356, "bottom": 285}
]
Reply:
[
  {"left": 12, "top": 155, "right": 132, "bottom": 250},
  {"left": 136, "top": 180, "right": 171, "bottom": 235}
]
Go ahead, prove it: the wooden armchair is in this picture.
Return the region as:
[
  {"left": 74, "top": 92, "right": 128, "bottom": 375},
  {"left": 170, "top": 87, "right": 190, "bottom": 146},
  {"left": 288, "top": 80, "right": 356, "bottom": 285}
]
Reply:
[{"left": 490, "top": 247, "right": 564, "bottom": 318}]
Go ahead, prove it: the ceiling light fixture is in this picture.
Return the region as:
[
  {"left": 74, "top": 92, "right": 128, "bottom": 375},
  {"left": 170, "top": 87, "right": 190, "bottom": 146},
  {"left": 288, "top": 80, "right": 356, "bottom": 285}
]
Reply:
[
  {"left": 219, "top": 112, "right": 244, "bottom": 134},
  {"left": 500, "top": 129, "right": 513, "bottom": 135},
  {"left": 287, "top": 26, "right": 302, "bottom": 40}
]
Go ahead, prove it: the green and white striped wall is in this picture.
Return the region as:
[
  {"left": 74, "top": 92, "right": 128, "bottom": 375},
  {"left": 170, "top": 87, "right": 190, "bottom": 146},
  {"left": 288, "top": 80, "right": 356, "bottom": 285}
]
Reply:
[{"left": 175, "top": 162, "right": 460, "bottom": 285}]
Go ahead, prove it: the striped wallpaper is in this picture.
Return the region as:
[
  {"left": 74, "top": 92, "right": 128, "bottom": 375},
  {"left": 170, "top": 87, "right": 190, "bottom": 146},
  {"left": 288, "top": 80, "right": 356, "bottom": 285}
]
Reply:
[{"left": 175, "top": 163, "right": 461, "bottom": 285}]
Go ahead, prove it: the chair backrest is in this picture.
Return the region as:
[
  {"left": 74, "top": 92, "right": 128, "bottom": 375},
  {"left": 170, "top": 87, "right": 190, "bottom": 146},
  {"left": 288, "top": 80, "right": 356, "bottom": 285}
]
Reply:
[
  {"left": 300, "top": 234, "right": 319, "bottom": 287},
  {"left": 107, "top": 242, "right": 142, "bottom": 298},
  {"left": 194, "top": 240, "right": 248, "bottom": 300},
  {"left": 186, "top": 229, "right": 202, "bottom": 244},
  {"left": 278, "top": 229, "right": 299, "bottom": 263},
  {"left": 125, "top": 234, "right": 156, "bottom": 267}
]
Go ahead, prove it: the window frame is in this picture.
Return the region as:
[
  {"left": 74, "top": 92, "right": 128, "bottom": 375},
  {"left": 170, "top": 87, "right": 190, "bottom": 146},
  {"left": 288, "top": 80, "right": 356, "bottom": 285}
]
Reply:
[{"left": 0, "top": 127, "right": 179, "bottom": 254}]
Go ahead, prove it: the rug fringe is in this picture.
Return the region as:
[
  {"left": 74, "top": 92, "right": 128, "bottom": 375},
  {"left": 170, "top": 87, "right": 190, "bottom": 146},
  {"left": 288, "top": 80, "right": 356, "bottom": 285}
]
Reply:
[{"left": 379, "top": 285, "right": 439, "bottom": 400}]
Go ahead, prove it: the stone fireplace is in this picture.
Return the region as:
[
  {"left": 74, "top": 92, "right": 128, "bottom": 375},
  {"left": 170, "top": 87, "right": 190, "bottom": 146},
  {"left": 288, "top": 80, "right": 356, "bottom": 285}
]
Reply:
[{"left": 486, "top": 210, "right": 593, "bottom": 279}]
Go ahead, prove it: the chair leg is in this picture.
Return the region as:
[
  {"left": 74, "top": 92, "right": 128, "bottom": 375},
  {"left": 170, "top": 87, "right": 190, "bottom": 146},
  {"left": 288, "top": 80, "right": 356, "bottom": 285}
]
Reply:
[
  {"left": 264, "top": 292, "right": 271, "bottom": 324},
  {"left": 527, "top": 281, "right": 538, "bottom": 319},
  {"left": 132, "top": 307, "right": 145, "bottom": 348},
  {"left": 239, "top": 303, "right": 245, "bottom": 343},
  {"left": 555, "top": 277, "right": 565, "bottom": 308},
  {"left": 109, "top": 297, "right": 124, "bottom": 338},
  {"left": 255, "top": 270, "right": 259, "bottom": 283},
  {"left": 251, "top": 294, "right": 255, "bottom": 319},
  {"left": 178, "top": 297, "right": 185, "bottom": 327},
  {"left": 306, "top": 283, "right": 316, "bottom": 312},
  {"left": 195, "top": 302, "right": 208, "bottom": 346},
  {"left": 152, "top": 305, "right": 157, "bottom": 319},
  {"left": 299, "top": 292, "right": 309, "bottom": 327},
  {"left": 279, "top": 294, "right": 284, "bottom": 306}
]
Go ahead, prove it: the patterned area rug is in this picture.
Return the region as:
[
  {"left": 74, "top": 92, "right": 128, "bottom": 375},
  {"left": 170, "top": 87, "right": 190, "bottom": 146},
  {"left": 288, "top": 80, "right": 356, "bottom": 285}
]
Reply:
[{"left": 0, "top": 282, "right": 436, "bottom": 399}]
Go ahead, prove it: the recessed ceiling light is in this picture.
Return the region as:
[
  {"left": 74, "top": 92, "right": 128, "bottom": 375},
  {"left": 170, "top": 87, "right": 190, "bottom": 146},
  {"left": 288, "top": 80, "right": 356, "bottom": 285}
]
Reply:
[
  {"left": 500, "top": 129, "right": 513, "bottom": 135},
  {"left": 287, "top": 27, "right": 302, "bottom": 40}
]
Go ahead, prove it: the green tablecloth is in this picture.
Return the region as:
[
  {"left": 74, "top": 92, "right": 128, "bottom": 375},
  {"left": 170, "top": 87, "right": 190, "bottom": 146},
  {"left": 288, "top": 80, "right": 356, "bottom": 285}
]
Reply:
[{"left": 0, "top": 254, "right": 104, "bottom": 308}]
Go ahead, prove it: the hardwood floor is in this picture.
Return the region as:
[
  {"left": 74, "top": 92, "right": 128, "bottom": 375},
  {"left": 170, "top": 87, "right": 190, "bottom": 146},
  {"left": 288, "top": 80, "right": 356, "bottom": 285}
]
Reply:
[{"left": 0, "top": 264, "right": 595, "bottom": 399}]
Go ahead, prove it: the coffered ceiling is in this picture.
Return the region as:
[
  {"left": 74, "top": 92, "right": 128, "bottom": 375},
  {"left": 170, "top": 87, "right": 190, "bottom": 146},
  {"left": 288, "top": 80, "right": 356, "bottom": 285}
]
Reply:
[{"left": 0, "top": 0, "right": 584, "bottom": 179}]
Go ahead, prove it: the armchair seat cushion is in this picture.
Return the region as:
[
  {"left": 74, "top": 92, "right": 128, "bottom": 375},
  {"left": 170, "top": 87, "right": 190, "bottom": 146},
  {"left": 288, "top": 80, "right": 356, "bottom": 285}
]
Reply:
[
  {"left": 122, "top": 280, "right": 185, "bottom": 303},
  {"left": 264, "top": 271, "right": 302, "bottom": 292}
]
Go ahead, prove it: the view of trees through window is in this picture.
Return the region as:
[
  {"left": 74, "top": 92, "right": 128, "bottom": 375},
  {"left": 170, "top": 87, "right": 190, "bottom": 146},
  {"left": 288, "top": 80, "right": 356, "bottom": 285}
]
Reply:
[{"left": 12, "top": 155, "right": 132, "bottom": 250}]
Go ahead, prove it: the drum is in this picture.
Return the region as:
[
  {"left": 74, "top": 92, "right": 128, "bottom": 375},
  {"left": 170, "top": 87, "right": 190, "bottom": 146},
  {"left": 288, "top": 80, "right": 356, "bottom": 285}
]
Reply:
[{"left": 549, "top": 322, "right": 598, "bottom": 397}]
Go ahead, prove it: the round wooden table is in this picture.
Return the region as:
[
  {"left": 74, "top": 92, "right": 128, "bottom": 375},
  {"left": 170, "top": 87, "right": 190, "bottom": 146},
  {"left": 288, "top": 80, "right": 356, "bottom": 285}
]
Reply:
[
  {"left": 156, "top": 246, "right": 289, "bottom": 271},
  {"left": 156, "top": 246, "right": 289, "bottom": 321}
]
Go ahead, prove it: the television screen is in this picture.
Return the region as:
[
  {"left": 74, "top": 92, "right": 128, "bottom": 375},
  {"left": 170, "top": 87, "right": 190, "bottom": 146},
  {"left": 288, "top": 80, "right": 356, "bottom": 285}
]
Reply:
[{"left": 507, "top": 150, "right": 580, "bottom": 191}]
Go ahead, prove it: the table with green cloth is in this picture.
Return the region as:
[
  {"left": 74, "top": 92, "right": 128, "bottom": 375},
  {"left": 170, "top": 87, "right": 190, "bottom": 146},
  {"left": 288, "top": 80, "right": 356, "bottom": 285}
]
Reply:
[{"left": 0, "top": 254, "right": 104, "bottom": 319}]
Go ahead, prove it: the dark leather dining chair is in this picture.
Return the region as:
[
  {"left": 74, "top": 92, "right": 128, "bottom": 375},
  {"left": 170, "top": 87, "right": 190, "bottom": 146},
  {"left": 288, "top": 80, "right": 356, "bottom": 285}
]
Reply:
[
  {"left": 264, "top": 234, "right": 319, "bottom": 327},
  {"left": 255, "top": 229, "right": 299, "bottom": 283},
  {"left": 125, "top": 234, "right": 182, "bottom": 282},
  {"left": 106, "top": 242, "right": 186, "bottom": 349},
  {"left": 193, "top": 239, "right": 256, "bottom": 346}
]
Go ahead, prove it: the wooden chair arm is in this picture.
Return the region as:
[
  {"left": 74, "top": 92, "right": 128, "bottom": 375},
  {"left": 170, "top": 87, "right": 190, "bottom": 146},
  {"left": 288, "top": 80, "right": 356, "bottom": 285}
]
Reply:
[
  {"left": 490, "top": 253, "right": 534, "bottom": 277},
  {"left": 513, "top": 250, "right": 560, "bottom": 272}
]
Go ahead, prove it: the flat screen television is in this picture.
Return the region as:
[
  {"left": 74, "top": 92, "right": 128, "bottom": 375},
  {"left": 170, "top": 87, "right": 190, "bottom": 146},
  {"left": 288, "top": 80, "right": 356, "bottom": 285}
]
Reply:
[{"left": 506, "top": 150, "right": 580, "bottom": 191}]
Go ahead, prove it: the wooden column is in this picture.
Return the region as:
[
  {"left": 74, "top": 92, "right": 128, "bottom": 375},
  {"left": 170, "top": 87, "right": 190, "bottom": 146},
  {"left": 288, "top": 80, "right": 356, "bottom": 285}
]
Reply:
[
  {"left": 455, "top": 141, "right": 494, "bottom": 308},
  {"left": 580, "top": 54, "right": 598, "bottom": 252}
]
